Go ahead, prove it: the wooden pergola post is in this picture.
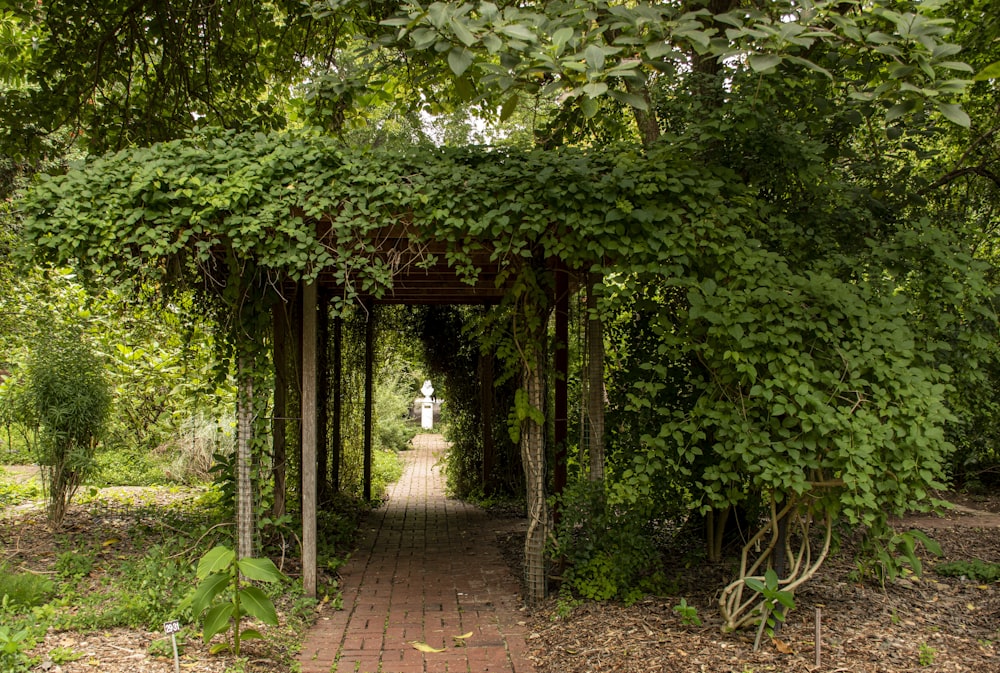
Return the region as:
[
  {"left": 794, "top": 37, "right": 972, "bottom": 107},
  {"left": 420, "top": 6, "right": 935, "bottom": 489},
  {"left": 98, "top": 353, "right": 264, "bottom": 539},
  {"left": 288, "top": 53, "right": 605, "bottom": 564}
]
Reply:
[
  {"left": 317, "top": 292, "right": 330, "bottom": 504},
  {"left": 479, "top": 350, "right": 496, "bottom": 496},
  {"left": 332, "top": 315, "right": 343, "bottom": 493},
  {"left": 554, "top": 264, "right": 569, "bottom": 502},
  {"left": 363, "top": 305, "right": 375, "bottom": 502},
  {"left": 271, "top": 301, "right": 289, "bottom": 519},
  {"left": 301, "top": 280, "right": 318, "bottom": 598}
]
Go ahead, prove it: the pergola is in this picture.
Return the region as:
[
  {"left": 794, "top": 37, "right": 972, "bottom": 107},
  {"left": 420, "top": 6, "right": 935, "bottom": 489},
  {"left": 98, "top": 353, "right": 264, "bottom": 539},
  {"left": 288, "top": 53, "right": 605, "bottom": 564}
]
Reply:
[
  {"left": 293, "top": 222, "right": 579, "bottom": 603},
  {"left": 22, "top": 130, "right": 715, "bottom": 604}
]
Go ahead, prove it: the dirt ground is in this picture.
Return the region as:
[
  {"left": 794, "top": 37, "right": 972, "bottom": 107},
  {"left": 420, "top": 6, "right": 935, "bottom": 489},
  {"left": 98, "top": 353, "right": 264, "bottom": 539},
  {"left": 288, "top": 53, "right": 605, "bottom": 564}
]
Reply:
[
  {"left": 2, "top": 474, "right": 1000, "bottom": 673},
  {"left": 524, "top": 499, "right": 1000, "bottom": 673}
]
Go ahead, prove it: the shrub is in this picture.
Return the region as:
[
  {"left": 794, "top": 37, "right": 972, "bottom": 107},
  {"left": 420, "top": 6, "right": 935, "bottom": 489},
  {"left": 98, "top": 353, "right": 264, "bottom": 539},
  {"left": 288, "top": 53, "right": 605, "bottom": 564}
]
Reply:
[
  {"left": 24, "top": 322, "right": 111, "bottom": 528},
  {"left": 550, "top": 480, "right": 662, "bottom": 603}
]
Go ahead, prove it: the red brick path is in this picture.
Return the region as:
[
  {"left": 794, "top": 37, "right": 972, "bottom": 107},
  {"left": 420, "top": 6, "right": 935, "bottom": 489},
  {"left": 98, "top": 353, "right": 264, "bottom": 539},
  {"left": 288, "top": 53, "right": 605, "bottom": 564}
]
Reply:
[{"left": 298, "top": 434, "right": 535, "bottom": 673}]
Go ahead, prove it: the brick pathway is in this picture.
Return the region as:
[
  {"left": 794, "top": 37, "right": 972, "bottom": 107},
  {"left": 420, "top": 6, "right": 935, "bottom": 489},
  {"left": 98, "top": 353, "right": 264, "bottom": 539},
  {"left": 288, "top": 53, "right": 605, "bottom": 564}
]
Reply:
[{"left": 299, "top": 434, "right": 535, "bottom": 673}]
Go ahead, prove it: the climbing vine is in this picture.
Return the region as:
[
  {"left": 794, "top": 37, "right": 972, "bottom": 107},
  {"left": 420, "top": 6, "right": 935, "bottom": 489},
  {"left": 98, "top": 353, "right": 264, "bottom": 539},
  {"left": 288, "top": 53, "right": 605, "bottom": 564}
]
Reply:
[{"left": 20, "top": 128, "right": 990, "bottom": 609}]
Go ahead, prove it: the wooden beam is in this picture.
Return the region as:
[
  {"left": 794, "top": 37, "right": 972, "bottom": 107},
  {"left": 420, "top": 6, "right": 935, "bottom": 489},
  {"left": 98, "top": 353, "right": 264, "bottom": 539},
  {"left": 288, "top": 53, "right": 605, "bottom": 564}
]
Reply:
[
  {"left": 301, "top": 280, "right": 318, "bottom": 598},
  {"left": 363, "top": 305, "right": 375, "bottom": 502}
]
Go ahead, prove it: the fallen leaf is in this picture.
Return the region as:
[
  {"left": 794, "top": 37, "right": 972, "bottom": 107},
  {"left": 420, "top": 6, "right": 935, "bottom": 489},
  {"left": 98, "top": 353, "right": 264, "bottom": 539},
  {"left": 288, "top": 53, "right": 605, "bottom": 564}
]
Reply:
[
  {"left": 772, "top": 637, "right": 794, "bottom": 654},
  {"left": 409, "top": 641, "right": 446, "bottom": 653},
  {"left": 102, "top": 538, "right": 119, "bottom": 546},
  {"left": 453, "top": 632, "right": 474, "bottom": 640}
]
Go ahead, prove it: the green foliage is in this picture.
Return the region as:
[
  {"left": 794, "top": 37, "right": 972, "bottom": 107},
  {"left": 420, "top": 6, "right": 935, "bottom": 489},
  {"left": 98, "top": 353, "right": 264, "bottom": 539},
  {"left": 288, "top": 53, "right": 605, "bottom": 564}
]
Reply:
[
  {"left": 186, "top": 545, "right": 284, "bottom": 656},
  {"left": 551, "top": 480, "right": 661, "bottom": 603},
  {"left": 103, "top": 545, "right": 193, "bottom": 629},
  {"left": 0, "top": 568, "right": 54, "bottom": 611},
  {"left": 672, "top": 598, "right": 701, "bottom": 627},
  {"left": 384, "top": 0, "right": 971, "bottom": 130},
  {"left": 919, "top": 642, "right": 937, "bottom": 666},
  {"left": 744, "top": 569, "right": 796, "bottom": 649},
  {"left": 935, "top": 559, "right": 1000, "bottom": 583},
  {"left": 371, "top": 449, "right": 404, "bottom": 504},
  {"left": 23, "top": 320, "right": 111, "bottom": 528},
  {"left": 54, "top": 550, "right": 94, "bottom": 580},
  {"left": 855, "top": 527, "right": 944, "bottom": 586},
  {"left": 0, "top": 473, "right": 39, "bottom": 508},
  {"left": 0, "top": 624, "right": 33, "bottom": 673}
]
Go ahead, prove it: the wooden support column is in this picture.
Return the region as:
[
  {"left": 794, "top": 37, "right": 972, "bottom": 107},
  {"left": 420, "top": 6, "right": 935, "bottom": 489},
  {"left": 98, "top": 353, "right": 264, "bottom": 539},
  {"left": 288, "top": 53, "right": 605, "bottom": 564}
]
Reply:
[
  {"left": 271, "top": 301, "right": 288, "bottom": 519},
  {"left": 236, "top": 355, "right": 254, "bottom": 560},
  {"left": 317, "top": 293, "right": 330, "bottom": 504},
  {"left": 554, "top": 264, "right": 569, "bottom": 500},
  {"left": 331, "top": 315, "right": 343, "bottom": 493},
  {"left": 480, "top": 351, "right": 496, "bottom": 496},
  {"left": 363, "top": 306, "right": 375, "bottom": 502},
  {"left": 301, "top": 281, "right": 318, "bottom": 598},
  {"left": 585, "top": 272, "right": 606, "bottom": 482},
  {"left": 522, "top": 359, "right": 548, "bottom": 604}
]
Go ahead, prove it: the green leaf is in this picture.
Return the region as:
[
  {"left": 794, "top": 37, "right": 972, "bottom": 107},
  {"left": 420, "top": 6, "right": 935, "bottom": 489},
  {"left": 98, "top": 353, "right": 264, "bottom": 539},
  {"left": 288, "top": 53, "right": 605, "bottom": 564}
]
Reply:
[
  {"left": 197, "top": 546, "right": 235, "bottom": 580},
  {"left": 580, "top": 95, "right": 599, "bottom": 118},
  {"left": 975, "top": 61, "right": 1000, "bottom": 81},
  {"left": 748, "top": 54, "right": 781, "bottom": 73},
  {"left": 500, "top": 93, "right": 519, "bottom": 122},
  {"left": 937, "top": 103, "right": 970, "bottom": 128},
  {"left": 239, "top": 628, "right": 265, "bottom": 641},
  {"left": 451, "top": 19, "right": 476, "bottom": 47},
  {"left": 238, "top": 557, "right": 283, "bottom": 583},
  {"left": 584, "top": 44, "right": 606, "bottom": 71},
  {"left": 608, "top": 90, "right": 649, "bottom": 110},
  {"left": 744, "top": 577, "right": 765, "bottom": 592},
  {"left": 190, "top": 572, "right": 231, "bottom": 616},
  {"left": 448, "top": 48, "right": 474, "bottom": 77},
  {"left": 239, "top": 586, "right": 279, "bottom": 626},
  {"left": 582, "top": 81, "right": 608, "bottom": 98},
  {"left": 552, "top": 26, "right": 574, "bottom": 48},
  {"left": 908, "top": 529, "right": 943, "bottom": 557},
  {"left": 202, "top": 602, "right": 235, "bottom": 643},
  {"left": 498, "top": 24, "right": 535, "bottom": 41},
  {"left": 645, "top": 41, "right": 672, "bottom": 61}
]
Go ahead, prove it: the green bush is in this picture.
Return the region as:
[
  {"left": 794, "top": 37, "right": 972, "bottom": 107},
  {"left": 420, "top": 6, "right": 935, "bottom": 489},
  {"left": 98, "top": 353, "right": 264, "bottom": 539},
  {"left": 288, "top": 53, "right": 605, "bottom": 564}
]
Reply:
[
  {"left": 371, "top": 449, "right": 403, "bottom": 501},
  {"left": 550, "top": 480, "right": 663, "bottom": 603},
  {"left": 24, "top": 322, "right": 111, "bottom": 528}
]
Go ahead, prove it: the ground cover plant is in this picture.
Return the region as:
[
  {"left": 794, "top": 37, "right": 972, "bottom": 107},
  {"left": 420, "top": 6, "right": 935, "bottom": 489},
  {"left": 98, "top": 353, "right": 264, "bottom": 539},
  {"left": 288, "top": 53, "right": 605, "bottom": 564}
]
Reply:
[{"left": 0, "top": 465, "right": 377, "bottom": 673}]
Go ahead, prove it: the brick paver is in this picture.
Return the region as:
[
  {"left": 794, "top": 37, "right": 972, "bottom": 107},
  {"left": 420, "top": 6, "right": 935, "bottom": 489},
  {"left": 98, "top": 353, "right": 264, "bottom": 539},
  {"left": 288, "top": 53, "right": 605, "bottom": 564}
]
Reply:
[{"left": 299, "top": 434, "right": 535, "bottom": 673}]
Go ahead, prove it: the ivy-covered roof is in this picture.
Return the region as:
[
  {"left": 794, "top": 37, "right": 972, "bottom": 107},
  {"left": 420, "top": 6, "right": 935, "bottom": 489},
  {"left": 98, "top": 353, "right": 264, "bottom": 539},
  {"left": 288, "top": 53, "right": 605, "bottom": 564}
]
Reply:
[{"left": 21, "top": 129, "right": 748, "bottom": 306}]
